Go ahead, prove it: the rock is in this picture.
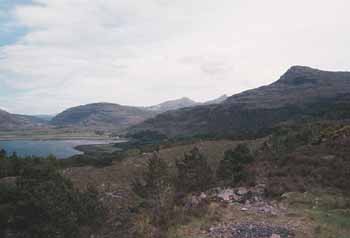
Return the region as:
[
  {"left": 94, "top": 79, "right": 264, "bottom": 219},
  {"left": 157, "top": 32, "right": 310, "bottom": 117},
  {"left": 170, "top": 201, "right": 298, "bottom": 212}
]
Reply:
[
  {"left": 217, "top": 188, "right": 235, "bottom": 202},
  {"left": 236, "top": 187, "right": 248, "bottom": 196},
  {"left": 208, "top": 223, "right": 294, "bottom": 238},
  {"left": 321, "top": 155, "right": 336, "bottom": 160},
  {"left": 200, "top": 192, "right": 207, "bottom": 199},
  {"left": 271, "top": 234, "right": 281, "bottom": 238}
]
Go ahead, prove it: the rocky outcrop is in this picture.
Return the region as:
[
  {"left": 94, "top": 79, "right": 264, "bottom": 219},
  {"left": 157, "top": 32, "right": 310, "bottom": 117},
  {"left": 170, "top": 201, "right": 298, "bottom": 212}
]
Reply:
[{"left": 208, "top": 223, "right": 294, "bottom": 238}]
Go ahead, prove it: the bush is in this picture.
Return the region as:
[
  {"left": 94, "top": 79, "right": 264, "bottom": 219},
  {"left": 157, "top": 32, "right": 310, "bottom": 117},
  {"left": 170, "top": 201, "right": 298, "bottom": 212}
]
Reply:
[
  {"left": 217, "top": 144, "right": 253, "bottom": 186},
  {"left": 0, "top": 158, "right": 104, "bottom": 238},
  {"left": 132, "top": 152, "right": 174, "bottom": 236},
  {"left": 176, "top": 147, "right": 214, "bottom": 193}
]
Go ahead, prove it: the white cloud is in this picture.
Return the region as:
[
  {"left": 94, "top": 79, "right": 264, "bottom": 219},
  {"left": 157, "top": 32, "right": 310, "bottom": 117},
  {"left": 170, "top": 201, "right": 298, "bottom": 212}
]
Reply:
[{"left": 1, "top": 0, "right": 350, "bottom": 114}]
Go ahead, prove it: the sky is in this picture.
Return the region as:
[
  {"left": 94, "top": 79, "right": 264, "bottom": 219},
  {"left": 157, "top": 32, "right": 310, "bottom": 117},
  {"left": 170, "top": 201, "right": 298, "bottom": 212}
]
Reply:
[{"left": 0, "top": 0, "right": 350, "bottom": 114}]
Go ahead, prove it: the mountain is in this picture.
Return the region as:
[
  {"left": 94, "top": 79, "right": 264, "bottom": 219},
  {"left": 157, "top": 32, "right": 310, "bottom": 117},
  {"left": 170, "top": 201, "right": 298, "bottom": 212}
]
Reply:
[
  {"left": 146, "top": 97, "right": 199, "bottom": 113},
  {"left": 50, "top": 96, "right": 228, "bottom": 131},
  {"left": 224, "top": 66, "right": 350, "bottom": 109},
  {"left": 0, "top": 109, "right": 47, "bottom": 130},
  {"left": 130, "top": 66, "right": 350, "bottom": 138},
  {"left": 146, "top": 95, "right": 228, "bottom": 113},
  {"left": 203, "top": 94, "right": 228, "bottom": 105},
  {"left": 51, "top": 103, "right": 156, "bottom": 131}
]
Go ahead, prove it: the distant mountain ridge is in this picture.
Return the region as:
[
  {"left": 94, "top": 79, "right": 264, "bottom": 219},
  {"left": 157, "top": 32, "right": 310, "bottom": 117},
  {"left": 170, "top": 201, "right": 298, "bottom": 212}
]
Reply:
[
  {"left": 50, "top": 103, "right": 156, "bottom": 131},
  {"left": 146, "top": 97, "right": 199, "bottom": 113},
  {"left": 0, "top": 95, "right": 228, "bottom": 131},
  {"left": 145, "top": 95, "right": 228, "bottom": 113},
  {"left": 9, "top": 65, "right": 350, "bottom": 135},
  {"left": 49, "top": 95, "right": 227, "bottom": 131},
  {"left": 130, "top": 66, "right": 350, "bottom": 138},
  {"left": 203, "top": 94, "right": 228, "bottom": 105},
  {"left": 0, "top": 109, "right": 47, "bottom": 130},
  {"left": 224, "top": 66, "right": 350, "bottom": 109}
]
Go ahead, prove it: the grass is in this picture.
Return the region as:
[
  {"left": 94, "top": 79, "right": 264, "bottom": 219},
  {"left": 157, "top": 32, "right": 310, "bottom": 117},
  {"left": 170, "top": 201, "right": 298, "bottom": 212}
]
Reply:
[
  {"left": 284, "top": 192, "right": 350, "bottom": 238},
  {"left": 0, "top": 128, "right": 113, "bottom": 140},
  {"left": 309, "top": 209, "right": 350, "bottom": 238},
  {"left": 166, "top": 203, "right": 221, "bottom": 238},
  {"left": 63, "top": 138, "right": 350, "bottom": 238}
]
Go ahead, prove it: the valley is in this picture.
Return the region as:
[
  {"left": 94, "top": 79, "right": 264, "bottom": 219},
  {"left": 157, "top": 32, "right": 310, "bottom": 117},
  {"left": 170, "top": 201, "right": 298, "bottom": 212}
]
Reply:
[
  {"left": 2, "top": 1, "right": 349, "bottom": 237},
  {"left": 1, "top": 66, "right": 350, "bottom": 238}
]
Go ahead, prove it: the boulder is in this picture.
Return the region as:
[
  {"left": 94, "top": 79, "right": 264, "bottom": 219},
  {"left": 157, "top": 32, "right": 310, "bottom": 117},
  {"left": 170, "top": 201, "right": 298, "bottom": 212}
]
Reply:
[
  {"left": 271, "top": 234, "right": 281, "bottom": 238},
  {"left": 236, "top": 187, "right": 248, "bottom": 196}
]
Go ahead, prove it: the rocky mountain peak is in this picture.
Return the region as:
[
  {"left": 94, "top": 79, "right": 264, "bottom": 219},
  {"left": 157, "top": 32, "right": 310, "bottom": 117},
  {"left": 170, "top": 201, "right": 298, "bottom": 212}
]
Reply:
[
  {"left": 276, "top": 65, "right": 350, "bottom": 86},
  {"left": 276, "top": 66, "right": 324, "bottom": 85}
]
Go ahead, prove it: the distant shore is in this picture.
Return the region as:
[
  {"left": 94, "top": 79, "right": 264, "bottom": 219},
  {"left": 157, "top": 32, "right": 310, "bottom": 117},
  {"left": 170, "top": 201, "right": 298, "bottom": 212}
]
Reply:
[
  {"left": 0, "top": 136, "right": 113, "bottom": 141},
  {"left": 0, "top": 129, "right": 122, "bottom": 141}
]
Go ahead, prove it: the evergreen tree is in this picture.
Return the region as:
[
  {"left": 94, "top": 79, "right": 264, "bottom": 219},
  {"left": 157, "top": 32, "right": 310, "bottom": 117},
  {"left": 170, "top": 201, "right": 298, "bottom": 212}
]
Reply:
[
  {"left": 1, "top": 159, "right": 104, "bottom": 238},
  {"left": 0, "top": 149, "right": 6, "bottom": 159},
  {"left": 132, "top": 152, "right": 173, "bottom": 230},
  {"left": 176, "top": 147, "right": 213, "bottom": 193},
  {"left": 217, "top": 144, "right": 253, "bottom": 186}
]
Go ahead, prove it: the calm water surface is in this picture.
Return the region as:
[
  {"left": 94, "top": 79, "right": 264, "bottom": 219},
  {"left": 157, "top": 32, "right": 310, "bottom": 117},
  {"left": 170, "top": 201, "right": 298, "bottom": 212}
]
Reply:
[{"left": 0, "top": 140, "right": 117, "bottom": 159}]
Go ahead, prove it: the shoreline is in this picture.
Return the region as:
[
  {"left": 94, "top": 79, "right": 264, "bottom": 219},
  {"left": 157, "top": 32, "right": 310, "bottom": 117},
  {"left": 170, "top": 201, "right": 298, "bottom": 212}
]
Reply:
[{"left": 0, "top": 136, "right": 116, "bottom": 141}]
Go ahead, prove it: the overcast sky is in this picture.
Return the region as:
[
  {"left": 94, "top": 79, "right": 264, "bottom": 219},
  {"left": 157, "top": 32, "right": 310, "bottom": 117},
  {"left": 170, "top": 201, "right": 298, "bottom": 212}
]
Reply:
[{"left": 0, "top": 0, "right": 349, "bottom": 114}]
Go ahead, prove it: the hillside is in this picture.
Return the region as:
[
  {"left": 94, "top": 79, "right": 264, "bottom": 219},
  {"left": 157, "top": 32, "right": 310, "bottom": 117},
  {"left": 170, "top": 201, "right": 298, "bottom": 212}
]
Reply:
[
  {"left": 145, "top": 95, "right": 228, "bottom": 113},
  {"left": 62, "top": 121, "right": 350, "bottom": 238},
  {"left": 130, "top": 66, "right": 350, "bottom": 138},
  {"left": 202, "top": 94, "right": 228, "bottom": 105},
  {"left": 0, "top": 109, "right": 47, "bottom": 130},
  {"left": 50, "top": 95, "right": 228, "bottom": 131},
  {"left": 51, "top": 103, "right": 156, "bottom": 131},
  {"left": 146, "top": 97, "right": 199, "bottom": 113}
]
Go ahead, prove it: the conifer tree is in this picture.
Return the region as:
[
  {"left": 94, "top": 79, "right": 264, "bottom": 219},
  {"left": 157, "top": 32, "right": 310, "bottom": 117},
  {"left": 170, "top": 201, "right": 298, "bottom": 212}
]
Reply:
[
  {"left": 217, "top": 143, "right": 253, "bottom": 186},
  {"left": 176, "top": 147, "right": 213, "bottom": 193},
  {"left": 132, "top": 152, "right": 173, "bottom": 230}
]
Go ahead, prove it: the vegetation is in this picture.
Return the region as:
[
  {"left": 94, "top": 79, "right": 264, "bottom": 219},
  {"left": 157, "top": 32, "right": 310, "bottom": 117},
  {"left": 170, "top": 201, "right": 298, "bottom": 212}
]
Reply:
[
  {"left": 0, "top": 154, "right": 104, "bottom": 238},
  {"left": 1, "top": 120, "right": 350, "bottom": 238},
  {"left": 175, "top": 147, "right": 213, "bottom": 193},
  {"left": 217, "top": 144, "right": 253, "bottom": 186},
  {"left": 132, "top": 152, "right": 175, "bottom": 237}
]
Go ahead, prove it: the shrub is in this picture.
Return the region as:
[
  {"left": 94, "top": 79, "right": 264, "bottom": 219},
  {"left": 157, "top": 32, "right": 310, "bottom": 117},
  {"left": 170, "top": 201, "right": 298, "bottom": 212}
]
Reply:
[
  {"left": 0, "top": 158, "right": 104, "bottom": 238},
  {"left": 176, "top": 147, "right": 214, "bottom": 193},
  {"left": 217, "top": 144, "right": 253, "bottom": 186},
  {"left": 0, "top": 149, "right": 6, "bottom": 159},
  {"left": 132, "top": 152, "right": 174, "bottom": 236}
]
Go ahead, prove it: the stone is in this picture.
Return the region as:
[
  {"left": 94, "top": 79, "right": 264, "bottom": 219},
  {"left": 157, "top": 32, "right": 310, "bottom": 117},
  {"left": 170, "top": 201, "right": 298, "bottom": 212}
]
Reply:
[
  {"left": 217, "top": 189, "right": 235, "bottom": 201},
  {"left": 200, "top": 192, "right": 207, "bottom": 199},
  {"left": 208, "top": 223, "right": 293, "bottom": 238},
  {"left": 271, "top": 234, "right": 281, "bottom": 238},
  {"left": 236, "top": 187, "right": 248, "bottom": 196}
]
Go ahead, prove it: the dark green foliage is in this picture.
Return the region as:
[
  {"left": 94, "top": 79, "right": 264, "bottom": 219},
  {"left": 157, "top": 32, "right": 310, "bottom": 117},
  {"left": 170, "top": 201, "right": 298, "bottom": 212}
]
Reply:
[
  {"left": 0, "top": 156, "right": 104, "bottom": 238},
  {"left": 131, "top": 92, "right": 350, "bottom": 140},
  {"left": 92, "top": 156, "right": 113, "bottom": 167},
  {"left": 176, "top": 147, "right": 214, "bottom": 193},
  {"left": 128, "top": 130, "right": 168, "bottom": 143},
  {"left": 122, "top": 130, "right": 169, "bottom": 153},
  {"left": 0, "top": 149, "right": 6, "bottom": 159},
  {"left": 217, "top": 144, "right": 253, "bottom": 186},
  {"left": 265, "top": 122, "right": 350, "bottom": 196},
  {"left": 132, "top": 152, "right": 171, "bottom": 200},
  {"left": 266, "top": 123, "right": 323, "bottom": 160},
  {"left": 132, "top": 152, "right": 174, "bottom": 234}
]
